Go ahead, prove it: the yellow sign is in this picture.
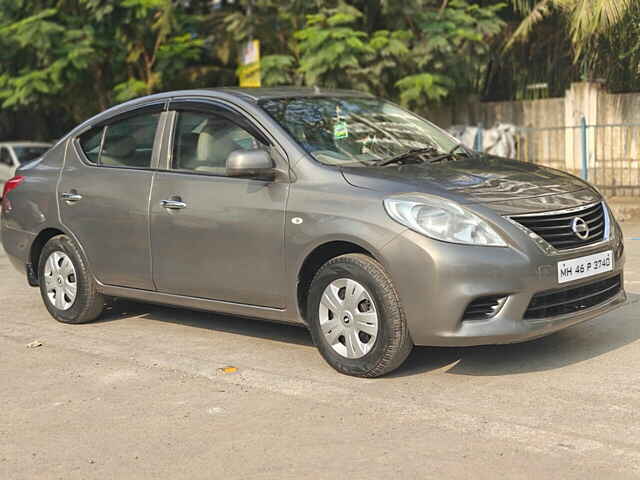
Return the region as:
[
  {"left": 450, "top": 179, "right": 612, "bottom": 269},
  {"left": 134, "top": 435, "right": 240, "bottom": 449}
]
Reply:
[{"left": 239, "top": 39, "right": 261, "bottom": 88}]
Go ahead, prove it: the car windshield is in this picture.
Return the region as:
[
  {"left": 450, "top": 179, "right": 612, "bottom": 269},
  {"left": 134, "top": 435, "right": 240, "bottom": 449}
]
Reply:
[
  {"left": 13, "top": 145, "right": 50, "bottom": 163},
  {"left": 259, "top": 96, "right": 459, "bottom": 166}
]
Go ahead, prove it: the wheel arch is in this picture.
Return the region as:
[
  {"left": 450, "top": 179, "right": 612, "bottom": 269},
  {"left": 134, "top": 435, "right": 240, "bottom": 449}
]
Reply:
[
  {"left": 296, "top": 240, "right": 381, "bottom": 323},
  {"left": 28, "top": 227, "right": 67, "bottom": 285}
]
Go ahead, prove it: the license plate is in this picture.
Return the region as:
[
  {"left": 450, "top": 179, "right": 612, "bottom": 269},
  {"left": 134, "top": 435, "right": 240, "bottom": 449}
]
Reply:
[{"left": 557, "top": 250, "right": 613, "bottom": 284}]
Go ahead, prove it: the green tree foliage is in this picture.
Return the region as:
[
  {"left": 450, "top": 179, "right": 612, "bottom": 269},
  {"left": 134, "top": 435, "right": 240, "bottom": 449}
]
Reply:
[
  {"left": 393, "top": 0, "right": 505, "bottom": 108},
  {"left": 503, "top": 0, "right": 638, "bottom": 94},
  {"left": 0, "top": 0, "right": 505, "bottom": 139},
  {"left": 295, "top": 3, "right": 374, "bottom": 88},
  {"left": 508, "top": 0, "right": 632, "bottom": 53},
  {"left": 260, "top": 0, "right": 505, "bottom": 110},
  {"left": 589, "top": 2, "right": 640, "bottom": 93},
  {"left": 0, "top": 0, "right": 203, "bottom": 126},
  {"left": 4, "top": 0, "right": 636, "bottom": 140}
]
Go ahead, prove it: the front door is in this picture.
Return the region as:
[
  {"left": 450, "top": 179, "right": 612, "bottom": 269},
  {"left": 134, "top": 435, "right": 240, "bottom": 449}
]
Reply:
[
  {"left": 58, "top": 105, "right": 166, "bottom": 289},
  {"left": 149, "top": 103, "right": 289, "bottom": 308}
]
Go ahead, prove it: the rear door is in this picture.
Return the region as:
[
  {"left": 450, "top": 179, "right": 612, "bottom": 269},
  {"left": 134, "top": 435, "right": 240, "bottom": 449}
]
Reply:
[
  {"left": 59, "top": 103, "right": 166, "bottom": 289},
  {"left": 149, "top": 100, "right": 289, "bottom": 307}
]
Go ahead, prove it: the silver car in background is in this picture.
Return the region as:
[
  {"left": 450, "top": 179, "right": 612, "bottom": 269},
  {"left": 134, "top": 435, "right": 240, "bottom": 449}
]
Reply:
[
  {"left": 0, "top": 88, "right": 626, "bottom": 377},
  {"left": 0, "top": 142, "right": 51, "bottom": 194}
]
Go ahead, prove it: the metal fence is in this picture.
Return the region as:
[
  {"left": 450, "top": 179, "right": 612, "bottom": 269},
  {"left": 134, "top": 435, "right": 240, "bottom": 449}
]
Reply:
[{"left": 475, "top": 117, "right": 640, "bottom": 197}]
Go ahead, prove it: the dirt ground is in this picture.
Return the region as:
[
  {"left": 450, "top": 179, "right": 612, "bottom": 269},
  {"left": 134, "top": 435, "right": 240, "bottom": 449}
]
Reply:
[{"left": 1, "top": 224, "right": 640, "bottom": 479}]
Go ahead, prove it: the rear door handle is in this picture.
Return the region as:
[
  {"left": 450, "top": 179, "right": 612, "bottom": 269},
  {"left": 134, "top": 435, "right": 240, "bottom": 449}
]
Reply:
[
  {"left": 61, "top": 192, "right": 83, "bottom": 202},
  {"left": 160, "top": 199, "right": 187, "bottom": 210}
]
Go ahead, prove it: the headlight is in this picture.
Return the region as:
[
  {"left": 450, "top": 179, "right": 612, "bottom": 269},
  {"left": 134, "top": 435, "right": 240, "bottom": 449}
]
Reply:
[{"left": 384, "top": 194, "right": 507, "bottom": 247}]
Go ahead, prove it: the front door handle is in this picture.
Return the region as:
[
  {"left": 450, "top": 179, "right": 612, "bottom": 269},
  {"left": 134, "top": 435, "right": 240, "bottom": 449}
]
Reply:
[
  {"left": 160, "top": 199, "right": 187, "bottom": 210},
  {"left": 61, "top": 192, "right": 83, "bottom": 202}
]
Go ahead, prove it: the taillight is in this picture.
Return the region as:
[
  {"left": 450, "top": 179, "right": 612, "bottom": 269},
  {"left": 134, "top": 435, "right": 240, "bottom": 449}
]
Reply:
[
  {"left": 1, "top": 176, "right": 24, "bottom": 210},
  {"left": 2, "top": 176, "right": 24, "bottom": 198}
]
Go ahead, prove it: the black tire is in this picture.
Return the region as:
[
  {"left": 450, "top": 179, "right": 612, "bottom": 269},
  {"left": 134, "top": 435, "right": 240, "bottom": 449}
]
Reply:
[
  {"left": 307, "top": 253, "right": 413, "bottom": 377},
  {"left": 38, "top": 235, "right": 105, "bottom": 324}
]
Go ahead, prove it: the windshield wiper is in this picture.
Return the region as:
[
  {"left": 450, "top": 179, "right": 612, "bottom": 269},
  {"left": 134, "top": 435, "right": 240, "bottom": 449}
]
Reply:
[
  {"left": 377, "top": 147, "right": 439, "bottom": 167},
  {"left": 426, "top": 142, "right": 475, "bottom": 164}
]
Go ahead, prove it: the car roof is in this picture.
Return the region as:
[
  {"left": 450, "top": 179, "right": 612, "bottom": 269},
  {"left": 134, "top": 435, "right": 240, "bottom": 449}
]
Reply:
[
  {"left": 0, "top": 141, "right": 52, "bottom": 148},
  {"left": 108, "top": 87, "right": 373, "bottom": 107},
  {"left": 206, "top": 87, "right": 374, "bottom": 102}
]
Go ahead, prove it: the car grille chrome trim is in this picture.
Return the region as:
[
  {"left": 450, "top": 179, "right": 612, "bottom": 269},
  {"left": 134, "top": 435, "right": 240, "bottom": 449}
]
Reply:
[
  {"left": 505, "top": 201, "right": 611, "bottom": 256},
  {"left": 524, "top": 274, "right": 622, "bottom": 320}
]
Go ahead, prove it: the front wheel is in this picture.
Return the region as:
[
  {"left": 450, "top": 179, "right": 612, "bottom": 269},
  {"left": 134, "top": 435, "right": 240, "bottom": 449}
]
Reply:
[
  {"left": 307, "top": 254, "right": 413, "bottom": 377},
  {"left": 38, "top": 235, "right": 105, "bottom": 324}
]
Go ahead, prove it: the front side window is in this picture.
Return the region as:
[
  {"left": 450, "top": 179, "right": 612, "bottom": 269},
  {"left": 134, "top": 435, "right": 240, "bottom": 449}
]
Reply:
[
  {"left": 172, "top": 111, "right": 264, "bottom": 175},
  {"left": 100, "top": 112, "right": 160, "bottom": 168},
  {"left": 259, "top": 96, "right": 458, "bottom": 167}
]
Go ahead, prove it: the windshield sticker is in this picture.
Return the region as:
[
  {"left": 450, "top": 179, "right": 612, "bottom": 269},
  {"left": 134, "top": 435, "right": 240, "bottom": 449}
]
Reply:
[{"left": 334, "top": 121, "right": 348, "bottom": 139}]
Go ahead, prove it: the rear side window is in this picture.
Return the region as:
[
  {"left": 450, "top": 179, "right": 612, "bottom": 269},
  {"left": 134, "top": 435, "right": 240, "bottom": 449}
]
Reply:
[
  {"left": 79, "top": 128, "right": 104, "bottom": 164},
  {"left": 101, "top": 112, "right": 160, "bottom": 168}
]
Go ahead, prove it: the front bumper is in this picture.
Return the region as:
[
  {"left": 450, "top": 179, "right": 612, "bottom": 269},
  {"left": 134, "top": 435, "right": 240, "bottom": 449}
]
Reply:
[{"left": 381, "top": 226, "right": 626, "bottom": 347}]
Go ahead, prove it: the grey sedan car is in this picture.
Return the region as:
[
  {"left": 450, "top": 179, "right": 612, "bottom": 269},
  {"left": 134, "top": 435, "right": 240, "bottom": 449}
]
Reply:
[{"left": 0, "top": 88, "right": 626, "bottom": 377}]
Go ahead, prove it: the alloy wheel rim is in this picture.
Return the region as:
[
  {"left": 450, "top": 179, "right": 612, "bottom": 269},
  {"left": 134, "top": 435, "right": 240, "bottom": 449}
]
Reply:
[
  {"left": 319, "top": 278, "right": 379, "bottom": 359},
  {"left": 44, "top": 251, "right": 77, "bottom": 311}
]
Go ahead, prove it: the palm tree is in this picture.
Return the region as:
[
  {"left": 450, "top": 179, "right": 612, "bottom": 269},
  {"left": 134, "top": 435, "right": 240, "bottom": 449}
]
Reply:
[{"left": 507, "top": 0, "right": 633, "bottom": 56}]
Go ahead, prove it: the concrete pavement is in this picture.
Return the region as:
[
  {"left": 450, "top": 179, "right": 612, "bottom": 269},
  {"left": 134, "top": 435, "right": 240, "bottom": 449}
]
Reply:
[{"left": 1, "top": 224, "right": 640, "bottom": 479}]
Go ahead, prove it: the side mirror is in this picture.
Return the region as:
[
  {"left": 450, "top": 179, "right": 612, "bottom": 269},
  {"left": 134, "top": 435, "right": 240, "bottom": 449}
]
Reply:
[{"left": 226, "top": 149, "right": 275, "bottom": 179}]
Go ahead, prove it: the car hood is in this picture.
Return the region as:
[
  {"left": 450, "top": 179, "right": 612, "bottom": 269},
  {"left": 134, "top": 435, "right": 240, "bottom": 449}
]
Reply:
[{"left": 341, "top": 155, "right": 601, "bottom": 214}]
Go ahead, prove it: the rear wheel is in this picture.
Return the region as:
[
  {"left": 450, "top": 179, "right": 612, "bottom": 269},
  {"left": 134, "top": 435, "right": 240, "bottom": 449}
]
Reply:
[
  {"left": 38, "top": 235, "right": 105, "bottom": 324},
  {"left": 307, "top": 253, "right": 413, "bottom": 377}
]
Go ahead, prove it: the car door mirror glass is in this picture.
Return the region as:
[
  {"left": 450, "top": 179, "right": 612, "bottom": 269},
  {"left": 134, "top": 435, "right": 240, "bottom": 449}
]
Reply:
[{"left": 226, "top": 149, "right": 275, "bottom": 179}]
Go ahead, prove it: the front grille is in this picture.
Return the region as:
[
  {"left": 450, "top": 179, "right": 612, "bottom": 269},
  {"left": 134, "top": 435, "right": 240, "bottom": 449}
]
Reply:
[
  {"left": 524, "top": 274, "right": 621, "bottom": 320},
  {"left": 463, "top": 296, "right": 505, "bottom": 320},
  {"left": 511, "top": 202, "right": 606, "bottom": 250}
]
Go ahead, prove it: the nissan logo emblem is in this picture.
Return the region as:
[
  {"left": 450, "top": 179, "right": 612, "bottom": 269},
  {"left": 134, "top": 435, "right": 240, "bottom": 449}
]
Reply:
[{"left": 571, "top": 217, "right": 590, "bottom": 240}]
